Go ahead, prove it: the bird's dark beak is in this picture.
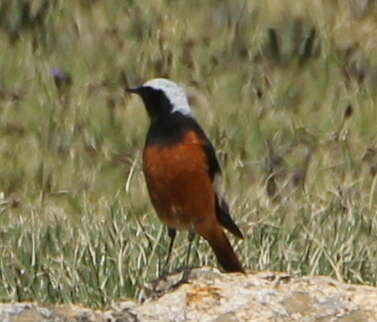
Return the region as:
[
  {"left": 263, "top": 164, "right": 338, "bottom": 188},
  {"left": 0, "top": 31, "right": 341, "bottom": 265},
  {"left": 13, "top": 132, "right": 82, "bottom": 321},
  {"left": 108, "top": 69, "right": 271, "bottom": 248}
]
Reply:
[{"left": 126, "top": 86, "right": 141, "bottom": 94}]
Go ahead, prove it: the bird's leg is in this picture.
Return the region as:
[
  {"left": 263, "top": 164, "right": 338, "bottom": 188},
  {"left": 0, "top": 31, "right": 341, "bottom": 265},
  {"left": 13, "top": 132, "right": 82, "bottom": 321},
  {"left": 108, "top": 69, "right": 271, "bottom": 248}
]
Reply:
[
  {"left": 153, "top": 228, "right": 177, "bottom": 293},
  {"left": 180, "top": 230, "right": 195, "bottom": 283},
  {"left": 157, "top": 230, "right": 195, "bottom": 294},
  {"left": 164, "top": 228, "right": 176, "bottom": 271}
]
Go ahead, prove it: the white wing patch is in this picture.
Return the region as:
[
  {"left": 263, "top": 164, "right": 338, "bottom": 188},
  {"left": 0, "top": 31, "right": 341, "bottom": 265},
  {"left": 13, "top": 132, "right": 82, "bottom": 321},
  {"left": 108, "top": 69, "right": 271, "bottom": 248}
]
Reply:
[
  {"left": 143, "top": 78, "right": 193, "bottom": 116},
  {"left": 213, "top": 172, "right": 225, "bottom": 197}
]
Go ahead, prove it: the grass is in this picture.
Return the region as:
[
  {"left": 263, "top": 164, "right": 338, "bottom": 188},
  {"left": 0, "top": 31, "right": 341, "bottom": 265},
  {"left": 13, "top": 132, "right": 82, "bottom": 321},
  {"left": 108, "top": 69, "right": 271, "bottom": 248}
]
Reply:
[{"left": 0, "top": 0, "right": 377, "bottom": 309}]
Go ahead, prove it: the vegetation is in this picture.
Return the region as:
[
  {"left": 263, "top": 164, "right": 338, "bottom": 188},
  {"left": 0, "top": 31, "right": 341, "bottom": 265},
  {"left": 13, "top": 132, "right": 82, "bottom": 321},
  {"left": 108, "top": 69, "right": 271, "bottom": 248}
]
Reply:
[{"left": 0, "top": 0, "right": 377, "bottom": 308}]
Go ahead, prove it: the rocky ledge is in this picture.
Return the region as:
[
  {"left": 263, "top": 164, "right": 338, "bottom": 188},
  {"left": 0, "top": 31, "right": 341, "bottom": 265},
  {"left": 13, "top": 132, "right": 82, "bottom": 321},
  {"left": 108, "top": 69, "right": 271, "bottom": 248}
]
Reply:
[{"left": 1, "top": 268, "right": 377, "bottom": 321}]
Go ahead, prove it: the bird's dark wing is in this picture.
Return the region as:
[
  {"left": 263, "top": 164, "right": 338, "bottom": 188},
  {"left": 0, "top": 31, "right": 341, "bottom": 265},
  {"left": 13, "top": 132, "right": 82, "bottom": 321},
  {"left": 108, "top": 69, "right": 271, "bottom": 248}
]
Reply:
[
  {"left": 202, "top": 138, "right": 221, "bottom": 181},
  {"left": 200, "top": 133, "right": 244, "bottom": 239},
  {"left": 214, "top": 194, "right": 244, "bottom": 239}
]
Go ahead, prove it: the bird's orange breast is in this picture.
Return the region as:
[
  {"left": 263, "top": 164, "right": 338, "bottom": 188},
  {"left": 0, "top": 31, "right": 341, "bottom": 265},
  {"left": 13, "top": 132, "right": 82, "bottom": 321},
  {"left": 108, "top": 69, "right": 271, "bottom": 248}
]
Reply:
[{"left": 143, "top": 130, "right": 215, "bottom": 230}]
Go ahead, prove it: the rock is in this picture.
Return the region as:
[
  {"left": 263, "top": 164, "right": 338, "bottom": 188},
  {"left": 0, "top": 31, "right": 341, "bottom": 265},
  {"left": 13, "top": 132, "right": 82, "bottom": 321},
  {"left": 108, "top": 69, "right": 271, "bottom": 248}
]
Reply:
[
  {"left": 0, "top": 303, "right": 104, "bottom": 322},
  {"left": 2, "top": 268, "right": 377, "bottom": 321}
]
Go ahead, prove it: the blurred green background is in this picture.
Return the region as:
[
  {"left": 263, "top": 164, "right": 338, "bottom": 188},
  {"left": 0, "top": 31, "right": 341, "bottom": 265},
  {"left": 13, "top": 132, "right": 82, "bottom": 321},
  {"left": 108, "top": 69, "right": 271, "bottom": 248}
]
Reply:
[{"left": 0, "top": 0, "right": 377, "bottom": 308}]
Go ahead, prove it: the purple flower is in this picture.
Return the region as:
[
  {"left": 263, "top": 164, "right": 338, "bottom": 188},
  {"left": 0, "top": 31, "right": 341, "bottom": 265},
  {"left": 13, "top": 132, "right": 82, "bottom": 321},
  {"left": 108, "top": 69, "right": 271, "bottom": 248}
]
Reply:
[{"left": 50, "top": 67, "right": 72, "bottom": 91}]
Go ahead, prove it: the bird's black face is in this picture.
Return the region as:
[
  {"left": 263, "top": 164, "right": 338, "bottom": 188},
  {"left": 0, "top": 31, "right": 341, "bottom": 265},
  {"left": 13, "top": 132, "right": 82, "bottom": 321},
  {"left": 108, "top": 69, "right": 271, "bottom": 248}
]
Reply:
[{"left": 128, "top": 86, "right": 173, "bottom": 122}]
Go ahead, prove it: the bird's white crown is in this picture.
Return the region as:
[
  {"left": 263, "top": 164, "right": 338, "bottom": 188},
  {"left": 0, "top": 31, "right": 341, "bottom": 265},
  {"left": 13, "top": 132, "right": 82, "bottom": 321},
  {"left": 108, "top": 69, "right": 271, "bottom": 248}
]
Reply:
[{"left": 143, "top": 78, "right": 193, "bottom": 116}]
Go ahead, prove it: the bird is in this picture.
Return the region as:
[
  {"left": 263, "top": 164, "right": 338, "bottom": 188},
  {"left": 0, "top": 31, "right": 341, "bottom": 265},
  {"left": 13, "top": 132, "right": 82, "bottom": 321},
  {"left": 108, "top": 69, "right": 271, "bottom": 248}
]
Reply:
[{"left": 127, "top": 78, "right": 244, "bottom": 273}]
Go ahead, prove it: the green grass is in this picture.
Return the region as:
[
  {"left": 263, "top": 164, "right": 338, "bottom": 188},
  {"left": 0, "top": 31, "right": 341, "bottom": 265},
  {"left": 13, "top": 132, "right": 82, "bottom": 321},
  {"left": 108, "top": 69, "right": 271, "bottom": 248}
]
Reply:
[{"left": 0, "top": 0, "right": 377, "bottom": 309}]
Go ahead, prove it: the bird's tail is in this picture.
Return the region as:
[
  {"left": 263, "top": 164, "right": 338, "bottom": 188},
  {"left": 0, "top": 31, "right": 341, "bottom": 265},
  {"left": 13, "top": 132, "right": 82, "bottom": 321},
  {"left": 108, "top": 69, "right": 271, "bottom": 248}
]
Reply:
[{"left": 200, "top": 225, "right": 244, "bottom": 273}]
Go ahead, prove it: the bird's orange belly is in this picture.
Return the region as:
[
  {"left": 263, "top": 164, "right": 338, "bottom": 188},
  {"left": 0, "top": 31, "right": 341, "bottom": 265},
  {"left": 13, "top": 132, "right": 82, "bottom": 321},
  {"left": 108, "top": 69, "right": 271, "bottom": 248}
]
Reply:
[{"left": 143, "top": 131, "right": 215, "bottom": 230}]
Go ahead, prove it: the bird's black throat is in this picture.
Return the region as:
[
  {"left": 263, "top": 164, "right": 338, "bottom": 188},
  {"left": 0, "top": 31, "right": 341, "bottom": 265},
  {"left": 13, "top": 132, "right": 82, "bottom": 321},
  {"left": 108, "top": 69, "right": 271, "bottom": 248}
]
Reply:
[
  {"left": 145, "top": 112, "right": 197, "bottom": 147},
  {"left": 137, "top": 87, "right": 174, "bottom": 122}
]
